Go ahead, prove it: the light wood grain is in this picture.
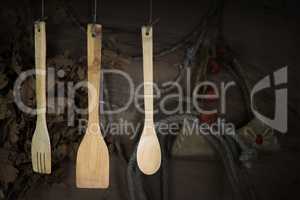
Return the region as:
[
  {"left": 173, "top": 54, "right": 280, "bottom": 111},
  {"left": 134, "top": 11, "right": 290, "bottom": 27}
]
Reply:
[
  {"left": 137, "top": 26, "right": 162, "bottom": 175},
  {"left": 76, "top": 24, "right": 109, "bottom": 188},
  {"left": 31, "top": 21, "right": 51, "bottom": 174}
]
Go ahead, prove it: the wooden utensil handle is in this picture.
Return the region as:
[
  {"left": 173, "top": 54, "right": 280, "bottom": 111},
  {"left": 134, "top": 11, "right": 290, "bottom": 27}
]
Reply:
[
  {"left": 142, "top": 26, "right": 154, "bottom": 123},
  {"left": 35, "top": 21, "right": 46, "bottom": 117},
  {"left": 87, "top": 24, "right": 102, "bottom": 125}
]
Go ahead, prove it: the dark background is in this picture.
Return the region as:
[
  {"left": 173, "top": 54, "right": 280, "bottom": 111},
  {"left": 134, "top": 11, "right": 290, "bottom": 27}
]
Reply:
[{"left": 0, "top": 0, "right": 299, "bottom": 200}]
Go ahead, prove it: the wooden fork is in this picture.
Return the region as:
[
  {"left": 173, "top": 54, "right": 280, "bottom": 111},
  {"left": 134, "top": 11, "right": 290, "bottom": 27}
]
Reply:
[
  {"left": 76, "top": 24, "right": 109, "bottom": 188},
  {"left": 31, "top": 21, "right": 51, "bottom": 174},
  {"left": 137, "top": 26, "right": 161, "bottom": 175}
]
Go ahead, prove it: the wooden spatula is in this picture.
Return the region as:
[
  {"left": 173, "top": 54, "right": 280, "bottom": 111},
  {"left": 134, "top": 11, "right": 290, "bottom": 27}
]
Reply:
[
  {"left": 31, "top": 21, "right": 51, "bottom": 174},
  {"left": 76, "top": 24, "right": 109, "bottom": 188},
  {"left": 137, "top": 26, "right": 161, "bottom": 175}
]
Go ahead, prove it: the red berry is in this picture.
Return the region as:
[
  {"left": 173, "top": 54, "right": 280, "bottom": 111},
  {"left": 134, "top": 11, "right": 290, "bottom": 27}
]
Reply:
[
  {"left": 208, "top": 58, "right": 221, "bottom": 74},
  {"left": 199, "top": 113, "right": 217, "bottom": 125},
  {"left": 255, "top": 134, "right": 263, "bottom": 145}
]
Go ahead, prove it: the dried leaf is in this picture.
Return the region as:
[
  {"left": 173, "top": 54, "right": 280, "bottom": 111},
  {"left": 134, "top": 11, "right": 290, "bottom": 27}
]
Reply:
[
  {"left": 15, "top": 153, "right": 28, "bottom": 165},
  {"left": 77, "top": 66, "right": 85, "bottom": 80},
  {"left": 0, "top": 149, "right": 18, "bottom": 183},
  {"left": 11, "top": 63, "right": 22, "bottom": 74},
  {"left": 0, "top": 74, "right": 8, "bottom": 90},
  {"left": 20, "top": 76, "right": 35, "bottom": 109},
  {"left": 55, "top": 144, "right": 68, "bottom": 160},
  {"left": 0, "top": 149, "right": 10, "bottom": 162},
  {"left": 47, "top": 97, "right": 68, "bottom": 115},
  {"left": 48, "top": 53, "right": 74, "bottom": 75},
  {"left": 8, "top": 120, "right": 19, "bottom": 144},
  {"left": 0, "top": 163, "right": 18, "bottom": 183},
  {"left": 0, "top": 97, "right": 8, "bottom": 120},
  {"left": 5, "top": 90, "right": 14, "bottom": 103}
]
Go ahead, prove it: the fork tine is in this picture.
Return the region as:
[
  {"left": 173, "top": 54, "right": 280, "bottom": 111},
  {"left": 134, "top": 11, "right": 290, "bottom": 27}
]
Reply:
[
  {"left": 33, "top": 152, "right": 49, "bottom": 173},
  {"left": 36, "top": 152, "right": 40, "bottom": 172},
  {"left": 43, "top": 153, "right": 46, "bottom": 173},
  {"left": 39, "top": 153, "right": 43, "bottom": 173}
]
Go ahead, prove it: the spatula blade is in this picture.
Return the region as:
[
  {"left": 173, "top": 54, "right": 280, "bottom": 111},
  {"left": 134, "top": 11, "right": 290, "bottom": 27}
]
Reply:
[{"left": 76, "top": 133, "right": 109, "bottom": 188}]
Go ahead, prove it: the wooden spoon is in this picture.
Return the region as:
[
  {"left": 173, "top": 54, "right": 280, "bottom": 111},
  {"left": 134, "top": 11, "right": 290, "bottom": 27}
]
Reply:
[
  {"left": 76, "top": 24, "right": 109, "bottom": 188},
  {"left": 137, "top": 26, "right": 161, "bottom": 175}
]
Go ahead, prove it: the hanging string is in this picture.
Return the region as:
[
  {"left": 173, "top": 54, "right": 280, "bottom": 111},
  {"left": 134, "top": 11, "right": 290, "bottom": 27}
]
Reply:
[
  {"left": 146, "top": 0, "right": 159, "bottom": 35},
  {"left": 93, "top": 0, "right": 98, "bottom": 23},
  {"left": 148, "top": 0, "right": 153, "bottom": 25},
  {"left": 41, "top": 0, "right": 45, "bottom": 20},
  {"left": 146, "top": 0, "right": 153, "bottom": 35}
]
